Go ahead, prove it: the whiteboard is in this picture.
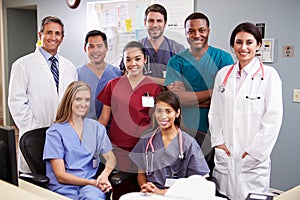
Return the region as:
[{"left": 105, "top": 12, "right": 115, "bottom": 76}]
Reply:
[{"left": 87, "top": 0, "right": 194, "bottom": 66}]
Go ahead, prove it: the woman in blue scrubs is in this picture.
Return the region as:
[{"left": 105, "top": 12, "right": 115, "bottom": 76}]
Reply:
[{"left": 43, "top": 81, "right": 116, "bottom": 200}]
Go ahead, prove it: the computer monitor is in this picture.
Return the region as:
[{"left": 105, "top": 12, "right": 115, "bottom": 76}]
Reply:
[{"left": 0, "top": 126, "right": 18, "bottom": 186}]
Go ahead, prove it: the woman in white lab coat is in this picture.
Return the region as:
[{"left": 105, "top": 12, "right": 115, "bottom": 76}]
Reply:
[{"left": 208, "top": 22, "right": 283, "bottom": 200}]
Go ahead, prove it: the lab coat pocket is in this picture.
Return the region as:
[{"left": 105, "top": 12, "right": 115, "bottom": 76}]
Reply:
[
  {"left": 244, "top": 96, "right": 264, "bottom": 115},
  {"left": 241, "top": 154, "right": 260, "bottom": 173},
  {"left": 214, "top": 148, "right": 229, "bottom": 174}
]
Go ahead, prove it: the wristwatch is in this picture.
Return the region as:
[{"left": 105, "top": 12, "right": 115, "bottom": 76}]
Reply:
[{"left": 66, "top": 0, "right": 80, "bottom": 9}]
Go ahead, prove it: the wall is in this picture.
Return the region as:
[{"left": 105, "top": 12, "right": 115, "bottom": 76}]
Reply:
[
  {"left": 195, "top": 0, "right": 300, "bottom": 191},
  {"left": 7, "top": 9, "right": 37, "bottom": 75},
  {"left": 2, "top": 0, "right": 300, "bottom": 191},
  {"left": 3, "top": 8, "right": 37, "bottom": 125}
]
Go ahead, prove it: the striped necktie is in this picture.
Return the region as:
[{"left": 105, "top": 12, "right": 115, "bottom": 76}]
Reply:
[{"left": 49, "top": 56, "right": 59, "bottom": 92}]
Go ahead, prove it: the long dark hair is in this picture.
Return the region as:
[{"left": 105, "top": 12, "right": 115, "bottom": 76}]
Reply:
[
  {"left": 155, "top": 91, "right": 182, "bottom": 127},
  {"left": 230, "top": 22, "right": 262, "bottom": 48},
  {"left": 119, "top": 41, "right": 146, "bottom": 74}
]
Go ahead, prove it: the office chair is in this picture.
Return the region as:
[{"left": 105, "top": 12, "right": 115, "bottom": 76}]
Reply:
[
  {"left": 110, "top": 170, "right": 140, "bottom": 200},
  {"left": 19, "top": 127, "right": 50, "bottom": 188},
  {"left": 95, "top": 156, "right": 140, "bottom": 200}
]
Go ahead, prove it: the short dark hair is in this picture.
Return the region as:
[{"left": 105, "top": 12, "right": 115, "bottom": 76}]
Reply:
[
  {"left": 230, "top": 22, "right": 262, "bottom": 48},
  {"left": 144, "top": 4, "right": 167, "bottom": 22},
  {"left": 184, "top": 12, "right": 210, "bottom": 28},
  {"left": 155, "top": 91, "right": 182, "bottom": 127},
  {"left": 84, "top": 30, "right": 107, "bottom": 47},
  {"left": 40, "top": 16, "right": 64, "bottom": 35}
]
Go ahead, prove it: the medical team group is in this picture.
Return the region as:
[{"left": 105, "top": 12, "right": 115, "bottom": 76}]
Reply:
[{"left": 7, "top": 3, "right": 283, "bottom": 200}]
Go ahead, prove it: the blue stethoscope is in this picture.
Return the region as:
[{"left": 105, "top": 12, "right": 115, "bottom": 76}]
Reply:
[
  {"left": 144, "top": 36, "right": 174, "bottom": 74},
  {"left": 217, "top": 61, "right": 265, "bottom": 100},
  {"left": 145, "top": 127, "right": 184, "bottom": 175}
]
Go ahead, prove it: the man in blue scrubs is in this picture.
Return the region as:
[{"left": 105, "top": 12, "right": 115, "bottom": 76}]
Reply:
[
  {"left": 165, "top": 12, "right": 234, "bottom": 145},
  {"left": 77, "top": 30, "right": 122, "bottom": 119}
]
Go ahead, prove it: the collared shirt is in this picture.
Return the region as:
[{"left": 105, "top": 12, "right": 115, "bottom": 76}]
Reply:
[
  {"left": 235, "top": 68, "right": 247, "bottom": 95},
  {"left": 39, "top": 47, "right": 59, "bottom": 68},
  {"left": 235, "top": 60, "right": 255, "bottom": 95}
]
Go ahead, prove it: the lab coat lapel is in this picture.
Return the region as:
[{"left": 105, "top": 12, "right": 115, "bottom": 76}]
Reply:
[
  {"left": 234, "top": 58, "right": 261, "bottom": 100},
  {"left": 225, "top": 64, "right": 238, "bottom": 100},
  {"left": 35, "top": 48, "right": 58, "bottom": 94}
]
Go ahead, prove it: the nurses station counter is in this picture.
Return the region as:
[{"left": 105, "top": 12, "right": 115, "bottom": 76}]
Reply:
[
  {"left": 121, "top": 187, "right": 300, "bottom": 200},
  {"left": 0, "top": 179, "right": 70, "bottom": 200},
  {"left": 120, "top": 192, "right": 226, "bottom": 200},
  {"left": 274, "top": 185, "right": 300, "bottom": 200}
]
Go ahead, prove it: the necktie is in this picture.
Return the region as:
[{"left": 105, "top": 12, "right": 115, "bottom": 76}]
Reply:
[{"left": 49, "top": 56, "right": 59, "bottom": 92}]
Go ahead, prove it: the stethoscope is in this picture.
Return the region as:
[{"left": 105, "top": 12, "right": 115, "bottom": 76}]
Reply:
[
  {"left": 217, "top": 61, "right": 264, "bottom": 100},
  {"left": 144, "top": 36, "right": 174, "bottom": 74},
  {"left": 145, "top": 127, "right": 184, "bottom": 175}
]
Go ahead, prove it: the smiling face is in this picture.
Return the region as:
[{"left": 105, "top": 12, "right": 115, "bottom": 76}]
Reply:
[
  {"left": 185, "top": 18, "right": 210, "bottom": 51},
  {"left": 155, "top": 101, "right": 180, "bottom": 131},
  {"left": 233, "top": 31, "right": 261, "bottom": 68},
  {"left": 39, "top": 22, "right": 64, "bottom": 55},
  {"left": 124, "top": 47, "right": 146, "bottom": 77},
  {"left": 84, "top": 35, "right": 108, "bottom": 65},
  {"left": 71, "top": 90, "right": 90, "bottom": 118},
  {"left": 145, "top": 11, "right": 166, "bottom": 40}
]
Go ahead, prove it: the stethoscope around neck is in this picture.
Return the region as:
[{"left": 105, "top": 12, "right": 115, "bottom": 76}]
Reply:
[
  {"left": 145, "top": 127, "right": 184, "bottom": 175},
  {"left": 217, "top": 61, "right": 264, "bottom": 100},
  {"left": 144, "top": 36, "right": 174, "bottom": 74}
]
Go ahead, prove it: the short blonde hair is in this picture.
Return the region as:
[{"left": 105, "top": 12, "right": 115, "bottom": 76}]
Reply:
[{"left": 55, "top": 81, "right": 91, "bottom": 123}]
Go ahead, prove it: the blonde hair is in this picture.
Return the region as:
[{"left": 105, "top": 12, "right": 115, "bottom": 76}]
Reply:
[{"left": 55, "top": 81, "right": 91, "bottom": 123}]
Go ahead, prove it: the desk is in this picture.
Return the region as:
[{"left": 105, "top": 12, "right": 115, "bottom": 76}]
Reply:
[
  {"left": 0, "top": 179, "right": 70, "bottom": 200},
  {"left": 120, "top": 192, "right": 226, "bottom": 200},
  {"left": 274, "top": 185, "right": 300, "bottom": 200}
]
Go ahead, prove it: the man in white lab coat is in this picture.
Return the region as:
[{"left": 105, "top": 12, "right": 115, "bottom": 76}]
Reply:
[{"left": 8, "top": 16, "right": 77, "bottom": 173}]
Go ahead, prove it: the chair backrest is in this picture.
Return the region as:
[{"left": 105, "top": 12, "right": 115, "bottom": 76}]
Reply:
[{"left": 19, "top": 127, "right": 49, "bottom": 174}]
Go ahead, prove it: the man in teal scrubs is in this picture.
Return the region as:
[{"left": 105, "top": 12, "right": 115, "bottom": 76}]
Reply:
[{"left": 164, "top": 12, "right": 234, "bottom": 145}]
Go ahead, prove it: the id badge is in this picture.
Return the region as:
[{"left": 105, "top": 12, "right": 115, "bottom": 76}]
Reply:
[
  {"left": 162, "top": 71, "right": 166, "bottom": 78},
  {"left": 93, "top": 158, "right": 98, "bottom": 168},
  {"left": 142, "top": 96, "right": 154, "bottom": 107}
]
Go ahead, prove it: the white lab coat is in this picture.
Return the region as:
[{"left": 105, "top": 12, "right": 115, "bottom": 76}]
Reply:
[
  {"left": 208, "top": 57, "right": 283, "bottom": 200},
  {"left": 8, "top": 47, "right": 77, "bottom": 172}
]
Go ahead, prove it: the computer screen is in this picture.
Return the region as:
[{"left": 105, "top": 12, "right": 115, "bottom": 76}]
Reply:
[{"left": 0, "top": 126, "right": 18, "bottom": 186}]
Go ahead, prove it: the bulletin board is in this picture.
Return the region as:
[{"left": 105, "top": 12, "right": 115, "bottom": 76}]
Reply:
[{"left": 87, "top": 0, "right": 194, "bottom": 65}]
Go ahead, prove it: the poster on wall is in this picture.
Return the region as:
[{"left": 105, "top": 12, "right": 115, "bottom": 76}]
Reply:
[
  {"left": 152, "top": 0, "right": 193, "bottom": 29},
  {"left": 87, "top": 0, "right": 194, "bottom": 65}
]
